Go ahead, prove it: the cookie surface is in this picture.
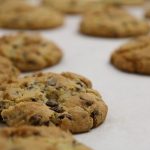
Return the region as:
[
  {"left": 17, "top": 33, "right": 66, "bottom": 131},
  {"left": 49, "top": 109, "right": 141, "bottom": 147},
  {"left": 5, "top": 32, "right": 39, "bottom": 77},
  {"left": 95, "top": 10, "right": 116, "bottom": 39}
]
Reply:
[
  {"left": 1, "top": 102, "right": 54, "bottom": 127},
  {"left": 0, "top": 72, "right": 108, "bottom": 133},
  {"left": 80, "top": 6, "right": 149, "bottom": 38},
  {"left": 145, "top": 8, "right": 150, "bottom": 18},
  {"left": 96, "top": 0, "right": 144, "bottom": 5},
  {"left": 111, "top": 35, "right": 150, "bottom": 75},
  {"left": 0, "top": 56, "right": 19, "bottom": 85},
  {"left": 43, "top": 0, "right": 96, "bottom": 14},
  {"left": 0, "top": 2, "right": 64, "bottom": 29},
  {"left": 0, "top": 126, "right": 92, "bottom": 150},
  {"left": 0, "top": 33, "right": 62, "bottom": 72}
]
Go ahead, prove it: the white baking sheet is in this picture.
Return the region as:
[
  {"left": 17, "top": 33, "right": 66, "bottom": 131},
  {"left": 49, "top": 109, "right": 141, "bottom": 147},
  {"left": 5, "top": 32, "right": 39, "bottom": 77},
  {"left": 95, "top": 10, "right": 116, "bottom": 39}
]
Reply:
[{"left": 0, "top": 6, "right": 150, "bottom": 150}]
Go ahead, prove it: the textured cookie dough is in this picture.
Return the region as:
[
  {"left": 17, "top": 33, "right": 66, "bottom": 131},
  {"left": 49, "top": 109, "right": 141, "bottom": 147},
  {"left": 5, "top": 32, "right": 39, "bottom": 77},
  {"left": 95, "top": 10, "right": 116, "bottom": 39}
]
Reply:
[
  {"left": 0, "top": 126, "right": 92, "bottom": 150},
  {"left": 43, "top": 0, "right": 98, "bottom": 14},
  {"left": 80, "top": 6, "right": 150, "bottom": 38},
  {"left": 111, "top": 35, "right": 150, "bottom": 75},
  {"left": 0, "top": 33, "right": 62, "bottom": 72},
  {"left": 0, "top": 72, "right": 108, "bottom": 133},
  {"left": 0, "top": 56, "right": 19, "bottom": 85},
  {"left": 1, "top": 102, "right": 54, "bottom": 127},
  {"left": 0, "top": 2, "right": 64, "bottom": 30}
]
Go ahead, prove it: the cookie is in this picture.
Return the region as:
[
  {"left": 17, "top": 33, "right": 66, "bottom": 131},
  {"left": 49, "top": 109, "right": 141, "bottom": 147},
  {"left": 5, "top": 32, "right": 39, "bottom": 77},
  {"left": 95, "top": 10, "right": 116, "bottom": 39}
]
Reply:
[
  {"left": 145, "top": 8, "right": 150, "bottom": 18},
  {"left": 0, "top": 72, "right": 108, "bottom": 133},
  {"left": 80, "top": 6, "right": 150, "bottom": 38},
  {"left": 0, "top": 33, "right": 62, "bottom": 72},
  {"left": 111, "top": 35, "right": 150, "bottom": 75},
  {"left": 96, "top": 0, "right": 144, "bottom": 5},
  {"left": 0, "top": 2, "right": 64, "bottom": 30},
  {"left": 42, "top": 0, "right": 97, "bottom": 14},
  {"left": 0, "top": 56, "right": 19, "bottom": 85},
  {"left": 0, "top": 126, "right": 92, "bottom": 150}
]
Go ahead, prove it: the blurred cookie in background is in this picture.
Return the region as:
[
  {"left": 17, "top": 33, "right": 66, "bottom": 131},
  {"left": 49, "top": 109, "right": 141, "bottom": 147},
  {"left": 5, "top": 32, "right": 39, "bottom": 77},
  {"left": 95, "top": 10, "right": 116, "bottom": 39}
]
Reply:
[
  {"left": 0, "top": 56, "right": 20, "bottom": 85},
  {"left": 80, "top": 4, "right": 150, "bottom": 38},
  {"left": 0, "top": 33, "right": 63, "bottom": 72},
  {"left": 145, "top": 8, "right": 150, "bottom": 18},
  {"left": 42, "top": 0, "right": 100, "bottom": 14},
  {"left": 0, "top": 0, "right": 64, "bottom": 30},
  {"left": 94, "top": 0, "right": 144, "bottom": 5},
  {"left": 111, "top": 35, "right": 150, "bottom": 75}
]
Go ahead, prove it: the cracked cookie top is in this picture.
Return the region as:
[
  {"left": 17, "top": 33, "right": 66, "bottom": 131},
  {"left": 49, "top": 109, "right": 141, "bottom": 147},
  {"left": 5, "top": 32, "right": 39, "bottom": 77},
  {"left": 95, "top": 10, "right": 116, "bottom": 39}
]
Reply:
[
  {"left": 111, "top": 35, "right": 150, "bottom": 74},
  {"left": 0, "top": 72, "right": 108, "bottom": 133},
  {"left": 43, "top": 0, "right": 96, "bottom": 14}
]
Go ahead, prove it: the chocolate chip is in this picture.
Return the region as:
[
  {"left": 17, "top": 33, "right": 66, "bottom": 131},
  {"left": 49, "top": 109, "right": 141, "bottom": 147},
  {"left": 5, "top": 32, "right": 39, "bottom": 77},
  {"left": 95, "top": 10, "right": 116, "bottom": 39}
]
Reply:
[
  {"left": 27, "top": 84, "right": 34, "bottom": 90},
  {"left": 80, "top": 95, "right": 93, "bottom": 107},
  {"left": 47, "top": 78, "right": 57, "bottom": 86},
  {"left": 46, "top": 99, "right": 58, "bottom": 107},
  {"left": 12, "top": 44, "right": 19, "bottom": 49},
  {"left": 27, "top": 60, "right": 37, "bottom": 65},
  {"left": 29, "top": 115, "right": 42, "bottom": 126},
  {"left": 58, "top": 114, "right": 72, "bottom": 120},
  {"left": 50, "top": 106, "right": 64, "bottom": 113},
  {"left": 91, "top": 110, "right": 99, "bottom": 118},
  {"left": 85, "top": 100, "right": 93, "bottom": 107},
  {"left": 43, "top": 121, "right": 50, "bottom": 126},
  {"left": 76, "top": 82, "right": 84, "bottom": 87},
  {"left": 91, "top": 110, "right": 99, "bottom": 127},
  {"left": 31, "top": 98, "right": 37, "bottom": 102}
]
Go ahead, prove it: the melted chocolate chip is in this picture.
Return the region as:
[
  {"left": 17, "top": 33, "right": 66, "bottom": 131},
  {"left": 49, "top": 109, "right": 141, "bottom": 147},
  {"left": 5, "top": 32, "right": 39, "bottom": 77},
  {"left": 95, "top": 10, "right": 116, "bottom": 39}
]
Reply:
[
  {"left": 27, "top": 60, "right": 37, "bottom": 64},
  {"left": 91, "top": 110, "right": 99, "bottom": 127},
  {"left": 76, "top": 82, "right": 84, "bottom": 87},
  {"left": 29, "top": 115, "right": 42, "bottom": 126},
  {"left": 43, "top": 121, "right": 50, "bottom": 126},
  {"left": 31, "top": 98, "right": 37, "bottom": 102},
  {"left": 85, "top": 100, "right": 93, "bottom": 107},
  {"left": 46, "top": 99, "right": 58, "bottom": 107},
  {"left": 80, "top": 95, "right": 93, "bottom": 107},
  {"left": 58, "top": 114, "right": 72, "bottom": 120},
  {"left": 50, "top": 106, "right": 64, "bottom": 113}
]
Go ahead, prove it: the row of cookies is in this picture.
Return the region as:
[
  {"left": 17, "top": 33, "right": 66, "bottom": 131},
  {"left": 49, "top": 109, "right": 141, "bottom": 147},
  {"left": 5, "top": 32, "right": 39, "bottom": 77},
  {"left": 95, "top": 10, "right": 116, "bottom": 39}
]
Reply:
[
  {"left": 42, "top": 0, "right": 149, "bottom": 14},
  {"left": 0, "top": 1, "right": 106, "bottom": 150},
  {"left": 0, "top": 0, "right": 150, "bottom": 38},
  {"left": 0, "top": 31, "right": 108, "bottom": 150}
]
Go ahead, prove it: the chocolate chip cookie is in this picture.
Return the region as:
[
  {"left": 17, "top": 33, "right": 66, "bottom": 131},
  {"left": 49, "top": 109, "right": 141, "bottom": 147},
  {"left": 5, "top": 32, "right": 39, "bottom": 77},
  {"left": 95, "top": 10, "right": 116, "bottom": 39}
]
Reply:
[
  {"left": 0, "top": 126, "right": 92, "bottom": 150},
  {"left": 0, "top": 72, "right": 108, "bottom": 133},
  {"left": 0, "top": 33, "right": 62, "bottom": 72},
  {"left": 43, "top": 0, "right": 96, "bottom": 14},
  {"left": 0, "top": 56, "right": 19, "bottom": 85},
  {"left": 80, "top": 6, "right": 149, "bottom": 38},
  {"left": 0, "top": 1, "right": 64, "bottom": 30},
  {"left": 111, "top": 35, "right": 150, "bottom": 75}
]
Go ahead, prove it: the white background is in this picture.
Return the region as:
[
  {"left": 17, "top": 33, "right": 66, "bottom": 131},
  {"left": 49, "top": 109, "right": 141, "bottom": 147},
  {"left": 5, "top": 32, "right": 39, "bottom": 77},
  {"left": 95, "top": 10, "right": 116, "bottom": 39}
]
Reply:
[{"left": 0, "top": 4, "right": 150, "bottom": 150}]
